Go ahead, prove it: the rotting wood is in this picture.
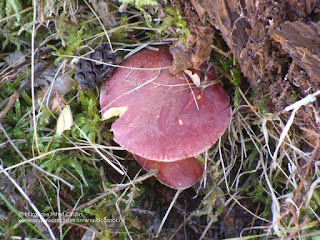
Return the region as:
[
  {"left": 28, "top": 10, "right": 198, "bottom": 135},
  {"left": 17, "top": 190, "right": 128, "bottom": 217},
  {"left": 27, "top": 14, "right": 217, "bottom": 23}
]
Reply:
[
  {"left": 168, "top": 0, "right": 214, "bottom": 74},
  {"left": 269, "top": 21, "right": 320, "bottom": 86},
  {"left": 187, "top": 0, "right": 320, "bottom": 142}
]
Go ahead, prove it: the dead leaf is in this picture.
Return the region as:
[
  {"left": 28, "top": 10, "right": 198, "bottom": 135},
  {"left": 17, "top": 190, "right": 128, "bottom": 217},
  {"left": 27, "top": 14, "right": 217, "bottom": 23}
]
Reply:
[
  {"left": 56, "top": 105, "right": 73, "bottom": 136},
  {"left": 183, "top": 69, "right": 201, "bottom": 87},
  {"left": 51, "top": 92, "right": 67, "bottom": 112}
]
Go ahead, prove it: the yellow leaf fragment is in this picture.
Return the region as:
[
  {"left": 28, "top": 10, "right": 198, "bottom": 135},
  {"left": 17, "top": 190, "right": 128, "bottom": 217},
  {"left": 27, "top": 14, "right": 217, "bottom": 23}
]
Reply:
[
  {"left": 56, "top": 105, "right": 73, "bottom": 136},
  {"left": 183, "top": 69, "right": 201, "bottom": 87},
  {"left": 102, "top": 106, "right": 128, "bottom": 120}
]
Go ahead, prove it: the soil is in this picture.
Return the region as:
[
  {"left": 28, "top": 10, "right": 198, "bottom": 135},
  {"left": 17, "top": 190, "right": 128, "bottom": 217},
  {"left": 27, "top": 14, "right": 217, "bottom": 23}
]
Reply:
[{"left": 173, "top": 0, "right": 320, "bottom": 146}]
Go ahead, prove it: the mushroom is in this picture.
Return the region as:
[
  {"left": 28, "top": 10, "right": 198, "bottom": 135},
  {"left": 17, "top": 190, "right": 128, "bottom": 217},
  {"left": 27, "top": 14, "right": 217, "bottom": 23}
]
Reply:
[
  {"left": 133, "top": 155, "right": 204, "bottom": 189},
  {"left": 100, "top": 45, "right": 231, "bottom": 189}
]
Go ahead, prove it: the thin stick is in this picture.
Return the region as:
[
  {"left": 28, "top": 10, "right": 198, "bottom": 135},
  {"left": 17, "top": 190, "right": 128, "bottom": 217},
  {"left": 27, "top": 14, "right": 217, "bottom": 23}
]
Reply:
[
  {"left": 199, "top": 218, "right": 214, "bottom": 240},
  {"left": 83, "top": 0, "right": 114, "bottom": 52},
  {"left": 155, "top": 189, "right": 183, "bottom": 238},
  {"left": 182, "top": 72, "right": 199, "bottom": 110},
  {"left": 0, "top": 145, "right": 123, "bottom": 174},
  {"left": 57, "top": 181, "right": 63, "bottom": 239},
  {"left": 115, "top": 189, "right": 133, "bottom": 240},
  {"left": 124, "top": 41, "right": 155, "bottom": 59},
  {"left": 54, "top": 54, "right": 170, "bottom": 71},
  {"left": 168, "top": 213, "right": 193, "bottom": 240},
  {"left": 31, "top": 0, "right": 40, "bottom": 155},
  {"left": 0, "top": 6, "right": 33, "bottom": 24},
  {"left": 238, "top": 88, "right": 261, "bottom": 118},
  {"left": 210, "top": 44, "right": 230, "bottom": 58}
]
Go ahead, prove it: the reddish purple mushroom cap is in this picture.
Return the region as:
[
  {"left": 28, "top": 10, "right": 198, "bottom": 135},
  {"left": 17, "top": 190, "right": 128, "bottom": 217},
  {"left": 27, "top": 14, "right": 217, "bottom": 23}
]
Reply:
[
  {"left": 100, "top": 45, "right": 231, "bottom": 188},
  {"left": 100, "top": 46, "right": 231, "bottom": 161}
]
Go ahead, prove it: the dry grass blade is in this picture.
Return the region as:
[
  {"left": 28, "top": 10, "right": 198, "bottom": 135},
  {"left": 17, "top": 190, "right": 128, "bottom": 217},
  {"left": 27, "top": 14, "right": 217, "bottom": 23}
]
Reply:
[
  {"left": 155, "top": 189, "right": 183, "bottom": 238},
  {"left": 58, "top": 54, "right": 171, "bottom": 70},
  {"left": 0, "top": 146, "right": 119, "bottom": 174},
  {"left": 31, "top": 0, "right": 40, "bottom": 155},
  {"left": 74, "top": 124, "right": 125, "bottom": 175},
  {"left": 83, "top": 0, "right": 114, "bottom": 53}
]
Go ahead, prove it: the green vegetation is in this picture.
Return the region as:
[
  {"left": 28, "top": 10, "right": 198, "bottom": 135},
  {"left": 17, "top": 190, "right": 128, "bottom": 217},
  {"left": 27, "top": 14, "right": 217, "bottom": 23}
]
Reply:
[
  {"left": 158, "top": 7, "right": 190, "bottom": 43},
  {"left": 119, "top": 0, "right": 159, "bottom": 9},
  {"left": 1, "top": 0, "right": 319, "bottom": 239},
  {"left": 0, "top": 0, "right": 32, "bottom": 50}
]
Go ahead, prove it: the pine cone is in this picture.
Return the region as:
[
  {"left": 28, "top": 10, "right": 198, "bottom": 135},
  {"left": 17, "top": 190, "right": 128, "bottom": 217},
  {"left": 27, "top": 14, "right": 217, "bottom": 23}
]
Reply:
[{"left": 76, "top": 44, "right": 118, "bottom": 89}]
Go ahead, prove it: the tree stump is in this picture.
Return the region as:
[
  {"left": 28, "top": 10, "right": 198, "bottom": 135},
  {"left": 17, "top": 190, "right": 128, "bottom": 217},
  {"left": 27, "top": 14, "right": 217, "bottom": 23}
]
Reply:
[{"left": 177, "top": 0, "right": 320, "bottom": 143}]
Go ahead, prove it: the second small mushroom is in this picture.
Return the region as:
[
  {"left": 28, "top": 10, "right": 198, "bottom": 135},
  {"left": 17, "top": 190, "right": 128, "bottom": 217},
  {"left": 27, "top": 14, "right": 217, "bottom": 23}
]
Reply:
[{"left": 100, "top": 45, "right": 231, "bottom": 189}]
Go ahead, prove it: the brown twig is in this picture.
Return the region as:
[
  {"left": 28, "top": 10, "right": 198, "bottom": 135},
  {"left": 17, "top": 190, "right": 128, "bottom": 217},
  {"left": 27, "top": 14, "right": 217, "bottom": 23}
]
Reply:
[{"left": 284, "top": 217, "right": 309, "bottom": 240}]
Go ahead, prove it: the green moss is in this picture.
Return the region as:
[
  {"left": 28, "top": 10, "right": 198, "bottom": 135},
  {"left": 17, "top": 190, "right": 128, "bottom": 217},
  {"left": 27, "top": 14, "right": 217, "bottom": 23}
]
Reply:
[
  {"left": 51, "top": 19, "right": 94, "bottom": 63},
  {"left": 222, "top": 55, "right": 241, "bottom": 107},
  {"left": 290, "top": 89, "right": 298, "bottom": 103},
  {"left": 119, "top": 0, "right": 159, "bottom": 9},
  {"left": 0, "top": 0, "right": 33, "bottom": 50},
  {"left": 70, "top": 90, "right": 101, "bottom": 144},
  {"left": 158, "top": 7, "right": 190, "bottom": 44},
  {"left": 194, "top": 186, "right": 225, "bottom": 222},
  {"left": 259, "top": 96, "right": 268, "bottom": 115}
]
